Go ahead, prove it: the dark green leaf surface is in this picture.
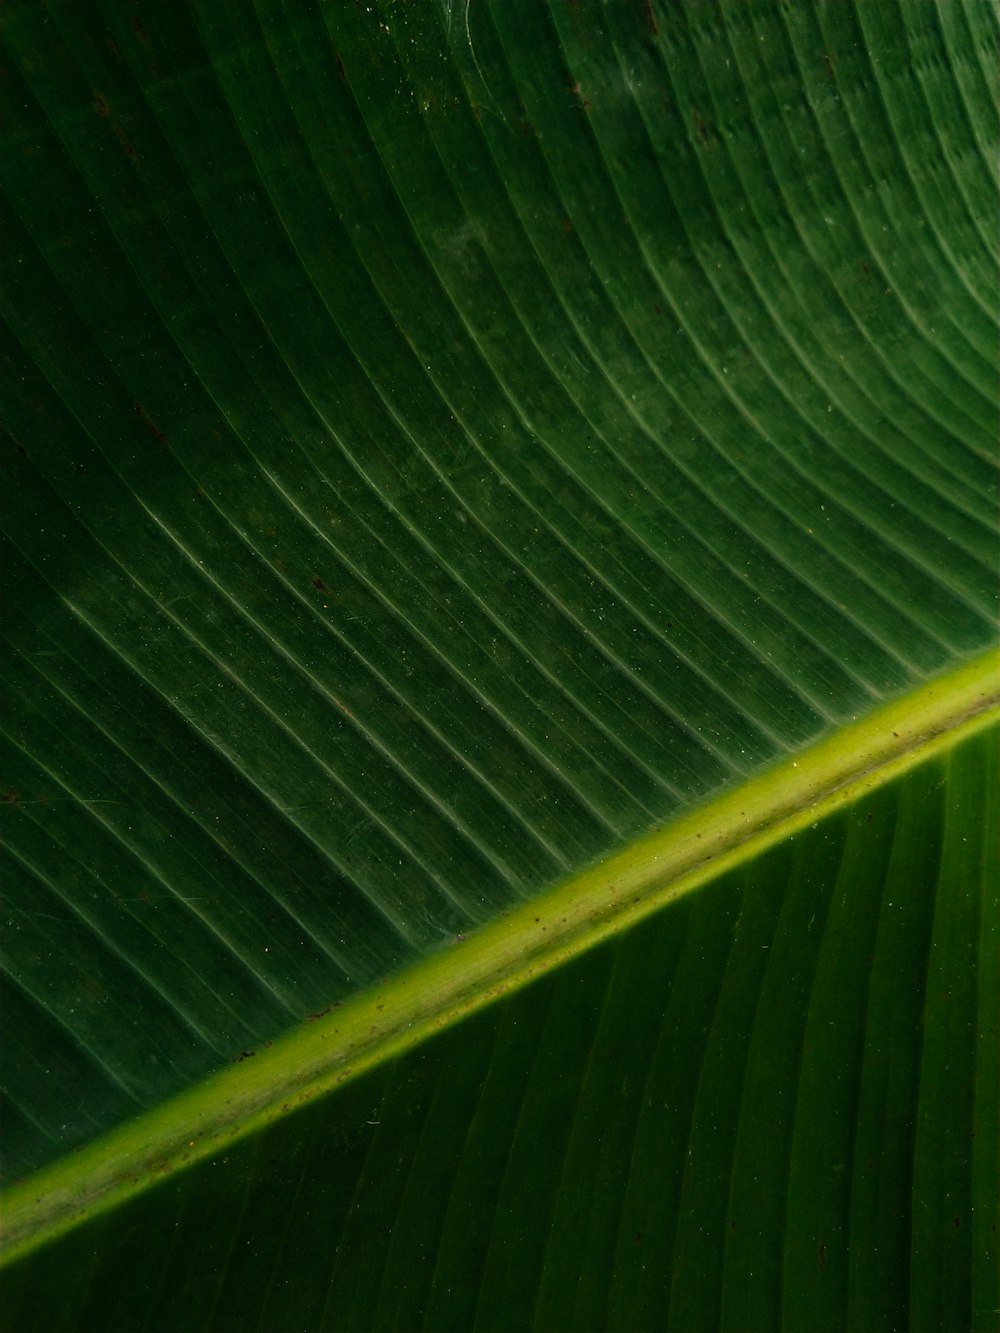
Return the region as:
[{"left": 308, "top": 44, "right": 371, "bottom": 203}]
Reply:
[
  {"left": 1, "top": 0, "right": 997, "bottom": 1326},
  {"left": 2, "top": 718, "right": 995, "bottom": 1332}
]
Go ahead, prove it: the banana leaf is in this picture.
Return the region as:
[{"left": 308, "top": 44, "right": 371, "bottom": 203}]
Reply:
[{"left": 1, "top": 0, "right": 997, "bottom": 1328}]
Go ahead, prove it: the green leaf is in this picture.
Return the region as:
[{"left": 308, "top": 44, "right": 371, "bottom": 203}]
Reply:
[{"left": 1, "top": 0, "right": 997, "bottom": 1328}]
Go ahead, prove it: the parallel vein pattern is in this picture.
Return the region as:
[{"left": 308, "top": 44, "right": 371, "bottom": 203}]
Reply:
[
  {"left": 1, "top": 0, "right": 997, "bottom": 1186},
  {"left": 2, "top": 719, "right": 994, "bottom": 1332}
]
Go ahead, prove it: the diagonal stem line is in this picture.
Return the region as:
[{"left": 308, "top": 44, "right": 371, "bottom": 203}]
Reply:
[{"left": 1, "top": 648, "right": 997, "bottom": 1267}]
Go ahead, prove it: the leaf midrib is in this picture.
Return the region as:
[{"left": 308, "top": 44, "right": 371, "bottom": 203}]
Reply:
[{"left": 2, "top": 646, "right": 997, "bottom": 1266}]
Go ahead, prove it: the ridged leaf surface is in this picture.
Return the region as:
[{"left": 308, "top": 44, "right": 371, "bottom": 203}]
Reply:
[{"left": 1, "top": 0, "right": 997, "bottom": 1328}]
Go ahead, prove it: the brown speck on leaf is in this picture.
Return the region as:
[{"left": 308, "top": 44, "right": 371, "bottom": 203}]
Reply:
[
  {"left": 134, "top": 401, "right": 168, "bottom": 445},
  {"left": 307, "top": 1007, "right": 331, "bottom": 1022},
  {"left": 312, "top": 578, "right": 329, "bottom": 592},
  {"left": 641, "top": 0, "right": 658, "bottom": 35},
  {"left": 130, "top": 15, "right": 149, "bottom": 42},
  {"left": 693, "top": 108, "right": 710, "bottom": 146},
  {"left": 568, "top": 81, "right": 591, "bottom": 111},
  {"left": 113, "top": 123, "right": 139, "bottom": 161},
  {"left": 2, "top": 789, "right": 21, "bottom": 807},
  {"left": 95, "top": 93, "right": 110, "bottom": 117},
  {"left": 818, "top": 1243, "right": 827, "bottom": 1269},
  {"left": 335, "top": 53, "right": 347, "bottom": 83}
]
